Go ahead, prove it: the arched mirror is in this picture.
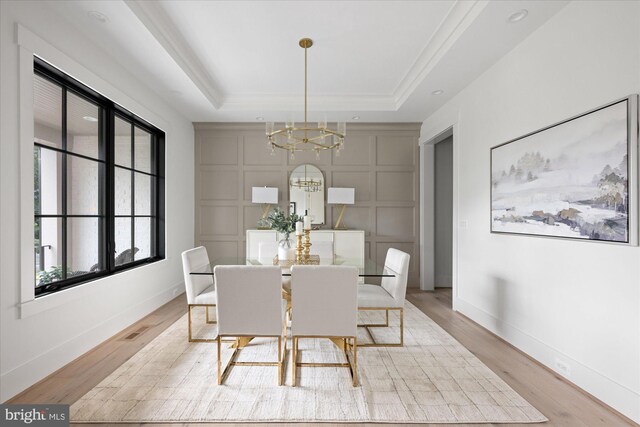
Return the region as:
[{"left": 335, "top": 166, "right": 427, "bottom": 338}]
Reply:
[{"left": 289, "top": 164, "right": 325, "bottom": 224}]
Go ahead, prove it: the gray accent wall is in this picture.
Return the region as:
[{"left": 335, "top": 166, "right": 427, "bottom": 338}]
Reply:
[{"left": 193, "top": 122, "right": 421, "bottom": 286}]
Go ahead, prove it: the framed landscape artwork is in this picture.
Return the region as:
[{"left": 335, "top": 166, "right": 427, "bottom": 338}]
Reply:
[{"left": 491, "top": 95, "right": 638, "bottom": 244}]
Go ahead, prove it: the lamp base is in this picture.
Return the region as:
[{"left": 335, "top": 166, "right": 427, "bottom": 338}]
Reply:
[{"left": 332, "top": 204, "right": 348, "bottom": 230}]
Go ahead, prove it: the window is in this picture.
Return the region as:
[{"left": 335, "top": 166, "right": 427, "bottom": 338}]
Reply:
[{"left": 33, "top": 58, "right": 165, "bottom": 297}]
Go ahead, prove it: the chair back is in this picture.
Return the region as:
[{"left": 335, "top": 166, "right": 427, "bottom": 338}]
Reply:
[
  {"left": 214, "top": 265, "right": 283, "bottom": 336},
  {"left": 310, "top": 241, "right": 334, "bottom": 261},
  {"left": 291, "top": 265, "right": 358, "bottom": 337},
  {"left": 381, "top": 248, "right": 410, "bottom": 305},
  {"left": 182, "top": 246, "right": 213, "bottom": 305}
]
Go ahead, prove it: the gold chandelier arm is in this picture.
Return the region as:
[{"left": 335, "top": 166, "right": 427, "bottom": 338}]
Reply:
[
  {"left": 320, "top": 129, "right": 343, "bottom": 137},
  {"left": 268, "top": 128, "right": 289, "bottom": 137},
  {"left": 305, "top": 134, "right": 335, "bottom": 143}
]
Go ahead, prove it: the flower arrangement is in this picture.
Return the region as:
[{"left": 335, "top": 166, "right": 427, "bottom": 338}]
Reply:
[{"left": 265, "top": 208, "right": 302, "bottom": 241}]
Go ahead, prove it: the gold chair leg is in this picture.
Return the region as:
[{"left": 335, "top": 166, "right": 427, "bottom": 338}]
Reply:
[
  {"left": 292, "top": 337, "right": 298, "bottom": 387},
  {"left": 217, "top": 335, "right": 222, "bottom": 385},
  {"left": 352, "top": 338, "right": 358, "bottom": 387},
  {"left": 400, "top": 308, "right": 404, "bottom": 346},
  {"left": 188, "top": 305, "right": 193, "bottom": 342},
  {"left": 357, "top": 308, "right": 404, "bottom": 347},
  {"left": 277, "top": 336, "right": 282, "bottom": 386},
  {"left": 206, "top": 306, "right": 217, "bottom": 324},
  {"left": 188, "top": 304, "right": 218, "bottom": 342},
  {"left": 280, "top": 317, "right": 288, "bottom": 386}
]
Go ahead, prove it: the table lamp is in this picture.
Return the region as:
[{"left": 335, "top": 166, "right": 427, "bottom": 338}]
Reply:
[
  {"left": 252, "top": 187, "right": 278, "bottom": 228},
  {"left": 327, "top": 187, "right": 355, "bottom": 230}
]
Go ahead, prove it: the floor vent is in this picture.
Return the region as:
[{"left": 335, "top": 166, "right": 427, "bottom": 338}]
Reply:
[{"left": 123, "top": 325, "right": 150, "bottom": 341}]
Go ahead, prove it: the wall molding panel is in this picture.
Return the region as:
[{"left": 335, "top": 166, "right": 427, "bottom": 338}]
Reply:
[{"left": 193, "top": 122, "right": 421, "bottom": 286}]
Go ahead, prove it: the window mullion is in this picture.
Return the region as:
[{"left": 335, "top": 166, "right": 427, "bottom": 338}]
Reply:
[
  {"left": 151, "top": 134, "right": 158, "bottom": 257},
  {"left": 130, "top": 122, "right": 135, "bottom": 261},
  {"left": 61, "top": 87, "right": 68, "bottom": 280},
  {"left": 106, "top": 108, "right": 116, "bottom": 273},
  {"left": 98, "top": 105, "right": 106, "bottom": 272}
]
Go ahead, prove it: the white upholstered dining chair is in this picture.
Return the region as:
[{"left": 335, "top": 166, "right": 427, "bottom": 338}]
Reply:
[
  {"left": 357, "top": 248, "right": 410, "bottom": 347},
  {"left": 214, "top": 265, "right": 287, "bottom": 385},
  {"left": 290, "top": 265, "right": 358, "bottom": 387},
  {"left": 181, "top": 246, "right": 217, "bottom": 342}
]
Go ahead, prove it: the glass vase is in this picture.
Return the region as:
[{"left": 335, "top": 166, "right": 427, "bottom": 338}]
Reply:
[{"left": 278, "top": 233, "right": 295, "bottom": 260}]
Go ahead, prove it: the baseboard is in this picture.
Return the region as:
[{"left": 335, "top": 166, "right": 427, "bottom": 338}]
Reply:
[
  {"left": 454, "top": 296, "right": 640, "bottom": 424},
  {"left": 1, "top": 282, "right": 184, "bottom": 402}
]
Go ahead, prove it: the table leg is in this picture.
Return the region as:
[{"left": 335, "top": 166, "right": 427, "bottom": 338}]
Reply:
[
  {"left": 231, "top": 337, "right": 254, "bottom": 348},
  {"left": 329, "top": 338, "right": 346, "bottom": 350}
]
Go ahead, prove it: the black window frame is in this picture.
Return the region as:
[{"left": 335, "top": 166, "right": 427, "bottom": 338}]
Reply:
[{"left": 34, "top": 57, "right": 165, "bottom": 297}]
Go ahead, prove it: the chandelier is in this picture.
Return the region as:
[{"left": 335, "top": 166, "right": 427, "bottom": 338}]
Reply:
[{"left": 266, "top": 38, "right": 346, "bottom": 159}]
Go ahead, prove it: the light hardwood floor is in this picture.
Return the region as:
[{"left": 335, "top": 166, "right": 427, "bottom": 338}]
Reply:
[{"left": 7, "top": 289, "right": 636, "bottom": 426}]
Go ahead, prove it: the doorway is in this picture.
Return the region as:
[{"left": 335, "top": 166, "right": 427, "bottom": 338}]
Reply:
[{"left": 434, "top": 136, "right": 453, "bottom": 288}]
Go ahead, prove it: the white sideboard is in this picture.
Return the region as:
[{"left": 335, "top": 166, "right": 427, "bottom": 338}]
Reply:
[{"left": 246, "top": 229, "right": 365, "bottom": 261}]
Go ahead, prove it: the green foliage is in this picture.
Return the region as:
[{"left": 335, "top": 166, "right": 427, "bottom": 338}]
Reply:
[
  {"left": 265, "top": 208, "right": 302, "bottom": 237},
  {"left": 37, "top": 265, "right": 68, "bottom": 286}
]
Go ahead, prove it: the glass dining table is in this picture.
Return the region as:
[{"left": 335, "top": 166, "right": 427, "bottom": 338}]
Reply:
[
  {"left": 189, "top": 257, "right": 395, "bottom": 277},
  {"left": 190, "top": 257, "right": 394, "bottom": 349}
]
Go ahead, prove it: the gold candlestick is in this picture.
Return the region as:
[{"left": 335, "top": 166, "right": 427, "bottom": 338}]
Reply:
[
  {"left": 304, "top": 229, "right": 311, "bottom": 261},
  {"left": 296, "top": 234, "right": 304, "bottom": 263}
]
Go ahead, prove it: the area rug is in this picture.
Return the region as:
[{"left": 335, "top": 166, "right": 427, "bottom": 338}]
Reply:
[{"left": 70, "top": 302, "right": 547, "bottom": 423}]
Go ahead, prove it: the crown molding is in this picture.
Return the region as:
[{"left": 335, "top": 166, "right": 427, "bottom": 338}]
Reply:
[
  {"left": 193, "top": 122, "right": 422, "bottom": 132},
  {"left": 124, "top": 0, "right": 224, "bottom": 109},
  {"left": 392, "top": 0, "right": 489, "bottom": 108},
  {"left": 222, "top": 94, "right": 396, "bottom": 111}
]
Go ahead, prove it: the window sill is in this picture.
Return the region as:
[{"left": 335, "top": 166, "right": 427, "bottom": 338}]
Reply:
[{"left": 20, "top": 258, "right": 167, "bottom": 319}]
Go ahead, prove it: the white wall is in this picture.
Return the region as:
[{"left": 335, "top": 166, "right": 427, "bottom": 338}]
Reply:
[
  {"left": 0, "top": 1, "right": 194, "bottom": 401},
  {"left": 421, "top": 1, "right": 640, "bottom": 422}
]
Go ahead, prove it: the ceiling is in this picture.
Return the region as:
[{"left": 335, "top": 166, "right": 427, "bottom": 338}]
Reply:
[{"left": 44, "top": 1, "right": 568, "bottom": 123}]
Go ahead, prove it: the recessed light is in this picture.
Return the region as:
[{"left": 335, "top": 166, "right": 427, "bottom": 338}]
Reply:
[
  {"left": 507, "top": 9, "right": 528, "bottom": 23},
  {"left": 256, "top": 116, "right": 264, "bottom": 121},
  {"left": 87, "top": 10, "right": 109, "bottom": 23},
  {"left": 351, "top": 116, "right": 360, "bottom": 120},
  {"left": 82, "top": 116, "right": 98, "bottom": 122},
  {"left": 432, "top": 90, "right": 444, "bottom": 96}
]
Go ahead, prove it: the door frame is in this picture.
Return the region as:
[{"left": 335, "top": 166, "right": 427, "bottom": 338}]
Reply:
[{"left": 419, "top": 123, "right": 458, "bottom": 310}]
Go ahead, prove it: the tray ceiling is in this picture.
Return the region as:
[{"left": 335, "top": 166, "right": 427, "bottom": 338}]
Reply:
[{"left": 43, "top": 1, "right": 568, "bottom": 122}]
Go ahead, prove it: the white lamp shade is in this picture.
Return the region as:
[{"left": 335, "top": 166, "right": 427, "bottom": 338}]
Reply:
[
  {"left": 327, "top": 187, "right": 355, "bottom": 205},
  {"left": 252, "top": 187, "right": 278, "bottom": 204}
]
